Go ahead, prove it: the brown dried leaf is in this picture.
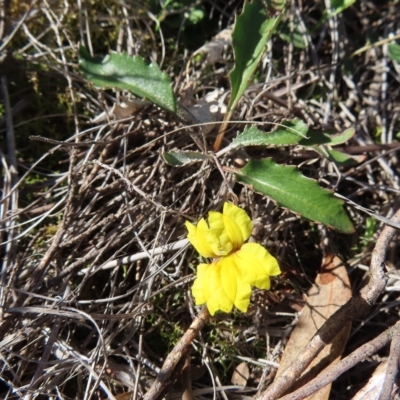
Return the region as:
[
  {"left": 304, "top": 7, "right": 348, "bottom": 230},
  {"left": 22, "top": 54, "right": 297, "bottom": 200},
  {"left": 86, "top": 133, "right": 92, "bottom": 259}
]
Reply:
[
  {"left": 111, "top": 96, "right": 148, "bottom": 119},
  {"left": 193, "top": 26, "right": 233, "bottom": 64},
  {"left": 115, "top": 393, "right": 133, "bottom": 400},
  {"left": 276, "top": 249, "right": 352, "bottom": 399},
  {"left": 231, "top": 362, "right": 250, "bottom": 386},
  {"left": 351, "top": 362, "right": 399, "bottom": 400},
  {"left": 188, "top": 99, "right": 226, "bottom": 134}
]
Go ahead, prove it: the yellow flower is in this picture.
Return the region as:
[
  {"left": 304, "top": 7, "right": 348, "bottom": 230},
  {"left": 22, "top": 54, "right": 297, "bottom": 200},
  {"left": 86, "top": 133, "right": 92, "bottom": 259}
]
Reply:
[{"left": 186, "top": 203, "right": 281, "bottom": 315}]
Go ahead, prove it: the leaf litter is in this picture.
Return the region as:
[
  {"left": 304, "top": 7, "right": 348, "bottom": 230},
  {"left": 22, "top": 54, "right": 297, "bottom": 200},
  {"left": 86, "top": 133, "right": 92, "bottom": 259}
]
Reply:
[{"left": 1, "top": 1, "right": 400, "bottom": 399}]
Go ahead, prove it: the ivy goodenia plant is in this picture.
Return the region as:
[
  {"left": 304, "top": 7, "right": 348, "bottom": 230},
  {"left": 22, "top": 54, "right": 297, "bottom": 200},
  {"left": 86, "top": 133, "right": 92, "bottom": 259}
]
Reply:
[{"left": 78, "top": 0, "right": 354, "bottom": 234}]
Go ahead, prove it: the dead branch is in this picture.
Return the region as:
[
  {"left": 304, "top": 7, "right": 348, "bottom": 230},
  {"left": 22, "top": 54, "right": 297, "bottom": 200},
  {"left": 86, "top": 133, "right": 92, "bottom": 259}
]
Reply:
[{"left": 143, "top": 306, "right": 210, "bottom": 400}]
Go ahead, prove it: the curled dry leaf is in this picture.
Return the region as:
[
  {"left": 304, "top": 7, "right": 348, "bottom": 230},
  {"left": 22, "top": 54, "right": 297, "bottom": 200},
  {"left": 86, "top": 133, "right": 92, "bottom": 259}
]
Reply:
[
  {"left": 111, "top": 96, "right": 148, "bottom": 119},
  {"left": 193, "top": 26, "right": 233, "bottom": 64},
  {"left": 231, "top": 361, "right": 250, "bottom": 386},
  {"left": 275, "top": 249, "right": 352, "bottom": 400},
  {"left": 89, "top": 96, "right": 148, "bottom": 123},
  {"left": 187, "top": 88, "right": 227, "bottom": 134}
]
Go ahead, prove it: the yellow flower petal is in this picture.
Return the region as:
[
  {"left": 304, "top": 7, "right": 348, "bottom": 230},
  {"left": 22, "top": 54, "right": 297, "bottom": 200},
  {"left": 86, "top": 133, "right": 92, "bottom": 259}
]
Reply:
[
  {"left": 207, "top": 211, "right": 233, "bottom": 255},
  {"left": 219, "top": 256, "right": 238, "bottom": 303},
  {"left": 192, "top": 256, "right": 253, "bottom": 315},
  {"left": 192, "top": 261, "right": 234, "bottom": 315},
  {"left": 191, "top": 263, "right": 209, "bottom": 305},
  {"left": 185, "top": 220, "right": 218, "bottom": 258},
  {"left": 234, "top": 281, "right": 252, "bottom": 312},
  {"left": 186, "top": 203, "right": 253, "bottom": 258},
  {"left": 207, "top": 203, "right": 251, "bottom": 252},
  {"left": 207, "top": 289, "right": 234, "bottom": 315},
  {"left": 188, "top": 203, "right": 279, "bottom": 315},
  {"left": 223, "top": 203, "right": 252, "bottom": 243},
  {"left": 197, "top": 218, "right": 227, "bottom": 256},
  {"left": 220, "top": 255, "right": 251, "bottom": 312},
  {"left": 222, "top": 213, "right": 245, "bottom": 251},
  {"left": 233, "top": 242, "right": 281, "bottom": 290}
]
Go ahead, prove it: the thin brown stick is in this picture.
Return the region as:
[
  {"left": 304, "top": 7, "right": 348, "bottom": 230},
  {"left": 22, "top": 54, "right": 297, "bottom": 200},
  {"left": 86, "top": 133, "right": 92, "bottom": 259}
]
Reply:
[
  {"left": 30, "top": 135, "right": 108, "bottom": 146},
  {"left": 143, "top": 306, "right": 210, "bottom": 400},
  {"left": 23, "top": 226, "right": 66, "bottom": 293},
  {"left": 258, "top": 208, "right": 400, "bottom": 400},
  {"left": 181, "top": 349, "right": 194, "bottom": 400},
  {"left": 351, "top": 32, "right": 400, "bottom": 57},
  {"left": 378, "top": 324, "right": 400, "bottom": 400},
  {"left": 278, "top": 321, "right": 399, "bottom": 400},
  {"left": 213, "top": 117, "right": 231, "bottom": 152}
]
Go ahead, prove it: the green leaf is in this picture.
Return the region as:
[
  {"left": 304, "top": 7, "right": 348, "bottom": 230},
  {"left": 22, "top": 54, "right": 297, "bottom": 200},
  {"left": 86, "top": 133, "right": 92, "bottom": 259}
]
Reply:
[
  {"left": 279, "top": 22, "right": 306, "bottom": 49},
  {"left": 163, "top": 150, "right": 210, "bottom": 166},
  {"left": 265, "top": 0, "right": 285, "bottom": 11},
  {"left": 326, "top": 128, "right": 355, "bottom": 145},
  {"left": 388, "top": 43, "right": 400, "bottom": 63},
  {"left": 229, "top": 0, "right": 283, "bottom": 112},
  {"left": 318, "top": 148, "right": 365, "bottom": 167},
  {"left": 319, "top": 0, "right": 355, "bottom": 26},
  {"left": 188, "top": 7, "right": 205, "bottom": 24},
  {"left": 79, "top": 46, "right": 177, "bottom": 114},
  {"left": 236, "top": 158, "right": 354, "bottom": 233},
  {"left": 232, "top": 119, "right": 308, "bottom": 148},
  {"left": 299, "top": 128, "right": 355, "bottom": 147},
  {"left": 330, "top": 0, "right": 356, "bottom": 15}
]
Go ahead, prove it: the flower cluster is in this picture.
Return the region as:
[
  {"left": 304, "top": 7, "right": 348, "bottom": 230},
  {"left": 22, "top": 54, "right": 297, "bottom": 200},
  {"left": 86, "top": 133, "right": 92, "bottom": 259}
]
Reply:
[{"left": 186, "top": 202, "right": 281, "bottom": 315}]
